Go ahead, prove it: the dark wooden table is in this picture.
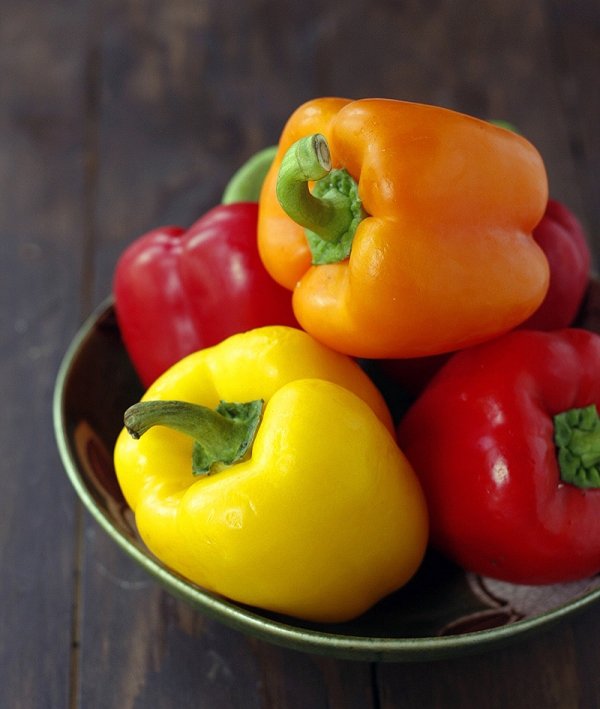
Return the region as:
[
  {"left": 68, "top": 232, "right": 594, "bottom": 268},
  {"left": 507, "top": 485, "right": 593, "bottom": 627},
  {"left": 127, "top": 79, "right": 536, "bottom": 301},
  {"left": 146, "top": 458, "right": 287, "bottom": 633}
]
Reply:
[{"left": 2, "top": 1, "right": 599, "bottom": 707}]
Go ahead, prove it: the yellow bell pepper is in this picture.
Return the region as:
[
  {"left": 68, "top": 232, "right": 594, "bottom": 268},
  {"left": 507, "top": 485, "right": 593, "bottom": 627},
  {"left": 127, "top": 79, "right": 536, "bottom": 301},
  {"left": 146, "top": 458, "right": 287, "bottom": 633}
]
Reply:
[{"left": 114, "top": 326, "right": 428, "bottom": 622}]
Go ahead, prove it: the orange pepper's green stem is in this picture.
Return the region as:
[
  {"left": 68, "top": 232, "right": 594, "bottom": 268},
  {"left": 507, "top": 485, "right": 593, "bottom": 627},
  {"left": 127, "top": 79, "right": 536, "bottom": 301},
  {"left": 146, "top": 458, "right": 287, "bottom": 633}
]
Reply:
[
  {"left": 124, "top": 399, "right": 263, "bottom": 476},
  {"left": 554, "top": 404, "right": 600, "bottom": 488},
  {"left": 276, "top": 134, "right": 366, "bottom": 264}
]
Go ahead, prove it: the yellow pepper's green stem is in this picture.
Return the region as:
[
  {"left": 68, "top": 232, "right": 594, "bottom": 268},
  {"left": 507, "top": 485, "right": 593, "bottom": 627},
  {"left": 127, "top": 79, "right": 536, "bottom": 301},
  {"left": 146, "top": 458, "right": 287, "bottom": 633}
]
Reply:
[
  {"left": 276, "top": 134, "right": 366, "bottom": 264},
  {"left": 124, "top": 399, "right": 263, "bottom": 476}
]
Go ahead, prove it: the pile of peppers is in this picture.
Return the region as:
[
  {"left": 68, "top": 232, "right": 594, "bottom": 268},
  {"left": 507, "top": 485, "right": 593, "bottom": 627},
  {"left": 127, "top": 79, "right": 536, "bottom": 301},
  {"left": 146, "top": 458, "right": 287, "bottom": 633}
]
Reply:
[{"left": 113, "top": 97, "right": 596, "bottom": 623}]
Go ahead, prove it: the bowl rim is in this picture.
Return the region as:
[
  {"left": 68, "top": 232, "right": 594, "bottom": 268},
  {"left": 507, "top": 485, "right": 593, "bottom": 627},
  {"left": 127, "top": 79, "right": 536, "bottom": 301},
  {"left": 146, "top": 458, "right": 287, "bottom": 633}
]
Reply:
[{"left": 53, "top": 297, "right": 600, "bottom": 662}]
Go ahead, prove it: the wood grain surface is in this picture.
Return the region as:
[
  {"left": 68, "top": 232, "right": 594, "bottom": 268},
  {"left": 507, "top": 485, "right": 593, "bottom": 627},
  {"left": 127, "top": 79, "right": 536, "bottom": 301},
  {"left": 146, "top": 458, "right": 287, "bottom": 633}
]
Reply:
[{"left": 1, "top": 1, "right": 599, "bottom": 707}]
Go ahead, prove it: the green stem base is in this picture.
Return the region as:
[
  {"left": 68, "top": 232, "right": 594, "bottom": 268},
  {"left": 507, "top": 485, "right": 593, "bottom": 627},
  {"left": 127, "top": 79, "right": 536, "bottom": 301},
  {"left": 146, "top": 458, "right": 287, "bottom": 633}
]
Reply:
[
  {"left": 125, "top": 399, "right": 263, "bottom": 476},
  {"left": 554, "top": 404, "right": 600, "bottom": 489},
  {"left": 276, "top": 134, "right": 366, "bottom": 265}
]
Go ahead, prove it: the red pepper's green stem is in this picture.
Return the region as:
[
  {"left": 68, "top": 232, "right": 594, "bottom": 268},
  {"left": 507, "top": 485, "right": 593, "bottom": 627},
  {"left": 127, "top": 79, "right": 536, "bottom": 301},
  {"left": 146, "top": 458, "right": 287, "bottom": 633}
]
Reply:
[
  {"left": 489, "top": 119, "right": 521, "bottom": 135},
  {"left": 276, "top": 134, "right": 366, "bottom": 265},
  {"left": 124, "top": 399, "right": 263, "bottom": 476},
  {"left": 554, "top": 404, "right": 600, "bottom": 489},
  {"left": 221, "top": 145, "right": 277, "bottom": 204}
]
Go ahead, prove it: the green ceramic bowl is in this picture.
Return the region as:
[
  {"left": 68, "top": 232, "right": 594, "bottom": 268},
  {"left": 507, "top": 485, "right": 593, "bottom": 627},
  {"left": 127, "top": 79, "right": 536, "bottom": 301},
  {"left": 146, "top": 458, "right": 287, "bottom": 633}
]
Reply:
[{"left": 53, "top": 285, "right": 600, "bottom": 662}]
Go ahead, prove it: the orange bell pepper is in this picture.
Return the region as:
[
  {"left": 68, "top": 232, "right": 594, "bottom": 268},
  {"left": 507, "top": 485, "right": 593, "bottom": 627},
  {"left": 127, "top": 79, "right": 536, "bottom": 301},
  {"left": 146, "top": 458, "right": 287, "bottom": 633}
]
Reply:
[{"left": 257, "top": 98, "right": 550, "bottom": 358}]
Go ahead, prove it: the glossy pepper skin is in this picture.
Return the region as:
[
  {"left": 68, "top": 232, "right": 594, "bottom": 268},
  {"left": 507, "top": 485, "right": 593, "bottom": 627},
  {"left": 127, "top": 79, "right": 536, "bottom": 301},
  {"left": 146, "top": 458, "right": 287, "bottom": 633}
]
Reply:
[
  {"left": 397, "top": 328, "right": 600, "bottom": 585},
  {"left": 114, "top": 326, "right": 428, "bottom": 622},
  {"left": 113, "top": 202, "right": 296, "bottom": 387},
  {"left": 379, "top": 198, "right": 591, "bottom": 396},
  {"left": 519, "top": 198, "right": 591, "bottom": 330},
  {"left": 258, "top": 97, "right": 550, "bottom": 358}
]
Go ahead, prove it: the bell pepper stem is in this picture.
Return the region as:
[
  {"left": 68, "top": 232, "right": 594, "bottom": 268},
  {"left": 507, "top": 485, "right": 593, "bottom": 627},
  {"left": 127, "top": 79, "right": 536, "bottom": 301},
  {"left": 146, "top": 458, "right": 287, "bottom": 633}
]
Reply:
[
  {"left": 276, "top": 134, "right": 349, "bottom": 240},
  {"left": 124, "top": 399, "right": 263, "bottom": 476},
  {"left": 221, "top": 145, "right": 277, "bottom": 204},
  {"left": 554, "top": 404, "right": 600, "bottom": 488},
  {"left": 489, "top": 119, "right": 521, "bottom": 135},
  {"left": 276, "top": 135, "right": 366, "bottom": 266}
]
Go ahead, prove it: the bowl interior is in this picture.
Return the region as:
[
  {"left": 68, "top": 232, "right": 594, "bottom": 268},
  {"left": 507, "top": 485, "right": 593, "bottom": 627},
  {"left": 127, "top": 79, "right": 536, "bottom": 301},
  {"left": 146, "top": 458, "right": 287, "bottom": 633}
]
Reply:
[{"left": 54, "top": 285, "right": 600, "bottom": 662}]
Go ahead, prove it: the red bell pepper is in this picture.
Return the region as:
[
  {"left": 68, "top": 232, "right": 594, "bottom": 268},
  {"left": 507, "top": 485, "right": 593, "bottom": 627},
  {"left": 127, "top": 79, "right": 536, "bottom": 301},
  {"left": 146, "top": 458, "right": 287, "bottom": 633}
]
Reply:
[
  {"left": 113, "top": 202, "right": 297, "bottom": 387},
  {"left": 397, "top": 328, "right": 600, "bottom": 585},
  {"left": 519, "top": 198, "right": 590, "bottom": 330},
  {"left": 379, "top": 198, "right": 591, "bottom": 396}
]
